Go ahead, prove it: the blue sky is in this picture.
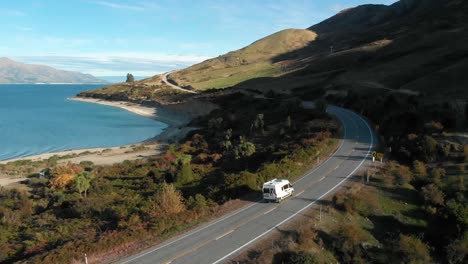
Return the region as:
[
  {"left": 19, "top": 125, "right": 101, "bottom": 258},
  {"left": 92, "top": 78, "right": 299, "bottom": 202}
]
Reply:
[{"left": 0, "top": 0, "right": 397, "bottom": 77}]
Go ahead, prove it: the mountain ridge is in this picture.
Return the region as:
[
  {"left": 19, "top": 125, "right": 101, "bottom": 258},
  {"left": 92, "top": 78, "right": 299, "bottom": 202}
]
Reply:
[
  {"left": 0, "top": 57, "right": 108, "bottom": 84},
  {"left": 165, "top": 0, "right": 467, "bottom": 101},
  {"left": 80, "top": 0, "right": 467, "bottom": 101}
]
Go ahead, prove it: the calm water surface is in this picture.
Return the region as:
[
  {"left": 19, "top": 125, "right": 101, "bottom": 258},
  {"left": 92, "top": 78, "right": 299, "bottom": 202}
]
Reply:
[{"left": 0, "top": 84, "right": 167, "bottom": 160}]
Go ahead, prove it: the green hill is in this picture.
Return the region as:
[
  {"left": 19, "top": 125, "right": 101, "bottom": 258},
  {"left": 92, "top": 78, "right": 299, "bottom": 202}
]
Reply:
[{"left": 169, "top": 29, "right": 317, "bottom": 90}]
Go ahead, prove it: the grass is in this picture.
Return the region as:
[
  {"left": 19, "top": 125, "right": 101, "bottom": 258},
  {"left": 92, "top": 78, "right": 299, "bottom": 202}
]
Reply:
[
  {"left": 170, "top": 29, "right": 317, "bottom": 90},
  {"left": 189, "top": 63, "right": 281, "bottom": 90}
]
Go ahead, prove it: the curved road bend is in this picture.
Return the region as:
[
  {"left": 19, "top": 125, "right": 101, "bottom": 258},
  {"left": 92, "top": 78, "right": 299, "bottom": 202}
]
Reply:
[
  {"left": 161, "top": 71, "right": 198, "bottom": 94},
  {"left": 120, "top": 105, "right": 375, "bottom": 264}
]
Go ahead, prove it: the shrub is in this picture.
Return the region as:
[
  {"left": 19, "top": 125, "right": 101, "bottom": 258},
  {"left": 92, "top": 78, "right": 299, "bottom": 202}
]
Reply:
[
  {"left": 288, "top": 251, "right": 319, "bottom": 264},
  {"left": 412, "top": 160, "right": 427, "bottom": 181},
  {"left": 149, "top": 183, "right": 185, "bottom": 216},
  {"left": 332, "top": 224, "right": 368, "bottom": 263},
  {"left": 396, "top": 234, "right": 432, "bottom": 264},
  {"left": 421, "top": 184, "right": 445, "bottom": 206},
  {"left": 188, "top": 194, "right": 208, "bottom": 212},
  {"left": 446, "top": 231, "right": 468, "bottom": 264}
]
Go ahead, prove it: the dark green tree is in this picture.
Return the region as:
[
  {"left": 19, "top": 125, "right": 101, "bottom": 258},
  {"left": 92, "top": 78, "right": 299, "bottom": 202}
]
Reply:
[
  {"left": 126, "top": 73, "right": 135, "bottom": 83},
  {"left": 174, "top": 154, "right": 193, "bottom": 184},
  {"left": 315, "top": 99, "right": 328, "bottom": 114},
  {"left": 233, "top": 136, "right": 256, "bottom": 160}
]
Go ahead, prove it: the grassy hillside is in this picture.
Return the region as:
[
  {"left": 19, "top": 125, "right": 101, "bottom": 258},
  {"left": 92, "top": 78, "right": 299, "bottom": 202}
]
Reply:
[{"left": 169, "top": 29, "right": 317, "bottom": 90}]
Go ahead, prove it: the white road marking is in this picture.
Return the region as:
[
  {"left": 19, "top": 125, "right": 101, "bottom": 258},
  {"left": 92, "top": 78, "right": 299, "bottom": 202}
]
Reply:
[
  {"left": 212, "top": 108, "right": 374, "bottom": 264},
  {"left": 263, "top": 207, "right": 276, "bottom": 215},
  {"left": 121, "top": 106, "right": 377, "bottom": 264},
  {"left": 216, "top": 230, "right": 235, "bottom": 240},
  {"left": 120, "top": 202, "right": 259, "bottom": 264},
  {"left": 295, "top": 190, "right": 305, "bottom": 196}
]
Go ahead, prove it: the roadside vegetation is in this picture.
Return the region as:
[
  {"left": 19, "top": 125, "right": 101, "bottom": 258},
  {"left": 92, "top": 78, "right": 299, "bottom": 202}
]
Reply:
[
  {"left": 0, "top": 94, "right": 339, "bottom": 263},
  {"left": 230, "top": 73, "right": 467, "bottom": 263},
  {"left": 233, "top": 160, "right": 467, "bottom": 264}
]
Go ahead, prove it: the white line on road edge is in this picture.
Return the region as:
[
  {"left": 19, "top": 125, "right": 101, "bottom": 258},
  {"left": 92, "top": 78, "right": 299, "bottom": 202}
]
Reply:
[
  {"left": 292, "top": 106, "right": 347, "bottom": 185},
  {"left": 120, "top": 202, "right": 258, "bottom": 264},
  {"left": 212, "top": 108, "right": 374, "bottom": 264},
  {"left": 121, "top": 138, "right": 345, "bottom": 263},
  {"left": 120, "top": 106, "right": 356, "bottom": 264}
]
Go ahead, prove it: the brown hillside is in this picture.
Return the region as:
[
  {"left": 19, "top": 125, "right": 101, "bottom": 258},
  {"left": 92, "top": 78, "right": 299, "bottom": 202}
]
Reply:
[
  {"left": 169, "top": 29, "right": 317, "bottom": 90},
  {"left": 224, "top": 0, "right": 468, "bottom": 102}
]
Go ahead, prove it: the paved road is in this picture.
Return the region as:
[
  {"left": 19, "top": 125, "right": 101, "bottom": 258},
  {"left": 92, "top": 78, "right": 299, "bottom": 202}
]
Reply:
[
  {"left": 119, "top": 104, "right": 375, "bottom": 264},
  {"left": 161, "top": 71, "right": 198, "bottom": 94}
]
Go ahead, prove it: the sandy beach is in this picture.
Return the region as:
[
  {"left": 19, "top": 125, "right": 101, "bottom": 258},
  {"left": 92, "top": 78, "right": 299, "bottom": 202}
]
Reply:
[
  {"left": 0, "top": 97, "right": 196, "bottom": 187},
  {"left": 69, "top": 97, "right": 189, "bottom": 127}
]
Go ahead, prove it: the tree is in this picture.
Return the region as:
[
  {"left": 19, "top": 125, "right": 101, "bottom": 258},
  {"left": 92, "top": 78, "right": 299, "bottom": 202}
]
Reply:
[
  {"left": 430, "top": 168, "right": 446, "bottom": 185},
  {"left": 74, "top": 172, "right": 93, "bottom": 198},
  {"left": 286, "top": 115, "right": 292, "bottom": 129},
  {"left": 151, "top": 182, "right": 185, "bottom": 216},
  {"left": 233, "top": 136, "right": 255, "bottom": 160},
  {"left": 421, "top": 135, "right": 438, "bottom": 162},
  {"left": 188, "top": 194, "right": 208, "bottom": 212},
  {"left": 332, "top": 223, "right": 367, "bottom": 263},
  {"left": 252, "top": 113, "right": 265, "bottom": 135},
  {"left": 413, "top": 160, "right": 427, "bottom": 181},
  {"left": 288, "top": 251, "right": 319, "bottom": 264},
  {"left": 126, "top": 73, "right": 135, "bottom": 83},
  {"left": 220, "top": 129, "right": 233, "bottom": 152},
  {"left": 280, "top": 98, "right": 302, "bottom": 115},
  {"left": 421, "top": 184, "right": 445, "bottom": 206},
  {"left": 446, "top": 231, "right": 468, "bottom": 264},
  {"left": 50, "top": 173, "right": 75, "bottom": 189},
  {"left": 174, "top": 154, "right": 193, "bottom": 184},
  {"left": 49, "top": 163, "right": 83, "bottom": 189},
  {"left": 315, "top": 99, "right": 328, "bottom": 114},
  {"left": 396, "top": 234, "right": 432, "bottom": 264}
]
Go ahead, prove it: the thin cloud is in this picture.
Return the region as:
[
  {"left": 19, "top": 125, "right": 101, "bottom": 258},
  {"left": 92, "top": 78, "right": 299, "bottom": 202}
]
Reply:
[
  {"left": 13, "top": 53, "right": 212, "bottom": 76},
  {"left": 94, "top": 1, "right": 159, "bottom": 11}
]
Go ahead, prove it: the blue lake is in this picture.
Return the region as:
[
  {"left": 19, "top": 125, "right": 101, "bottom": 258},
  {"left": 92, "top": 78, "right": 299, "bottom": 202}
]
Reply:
[{"left": 0, "top": 84, "right": 168, "bottom": 160}]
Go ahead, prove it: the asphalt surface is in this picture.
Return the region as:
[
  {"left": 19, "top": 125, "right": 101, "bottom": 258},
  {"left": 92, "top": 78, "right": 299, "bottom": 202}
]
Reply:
[
  {"left": 161, "top": 71, "right": 198, "bottom": 94},
  {"left": 119, "top": 104, "right": 375, "bottom": 264}
]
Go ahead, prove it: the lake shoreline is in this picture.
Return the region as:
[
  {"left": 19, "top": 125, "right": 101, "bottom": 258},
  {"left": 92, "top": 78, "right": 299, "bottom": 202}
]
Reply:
[{"left": 0, "top": 97, "right": 193, "bottom": 166}]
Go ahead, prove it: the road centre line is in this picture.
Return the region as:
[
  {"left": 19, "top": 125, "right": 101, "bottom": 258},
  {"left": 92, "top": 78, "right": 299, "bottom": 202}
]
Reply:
[
  {"left": 216, "top": 230, "right": 235, "bottom": 240},
  {"left": 212, "top": 108, "right": 374, "bottom": 264},
  {"left": 295, "top": 190, "right": 305, "bottom": 196},
  {"left": 263, "top": 207, "right": 277, "bottom": 215},
  {"left": 122, "top": 106, "right": 368, "bottom": 264}
]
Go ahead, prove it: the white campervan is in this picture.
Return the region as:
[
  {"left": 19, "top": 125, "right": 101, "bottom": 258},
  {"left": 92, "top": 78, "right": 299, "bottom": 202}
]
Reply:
[{"left": 262, "top": 179, "right": 294, "bottom": 203}]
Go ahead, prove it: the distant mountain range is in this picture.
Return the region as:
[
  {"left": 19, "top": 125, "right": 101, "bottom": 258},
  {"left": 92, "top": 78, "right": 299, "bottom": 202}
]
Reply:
[{"left": 0, "top": 57, "right": 108, "bottom": 84}]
